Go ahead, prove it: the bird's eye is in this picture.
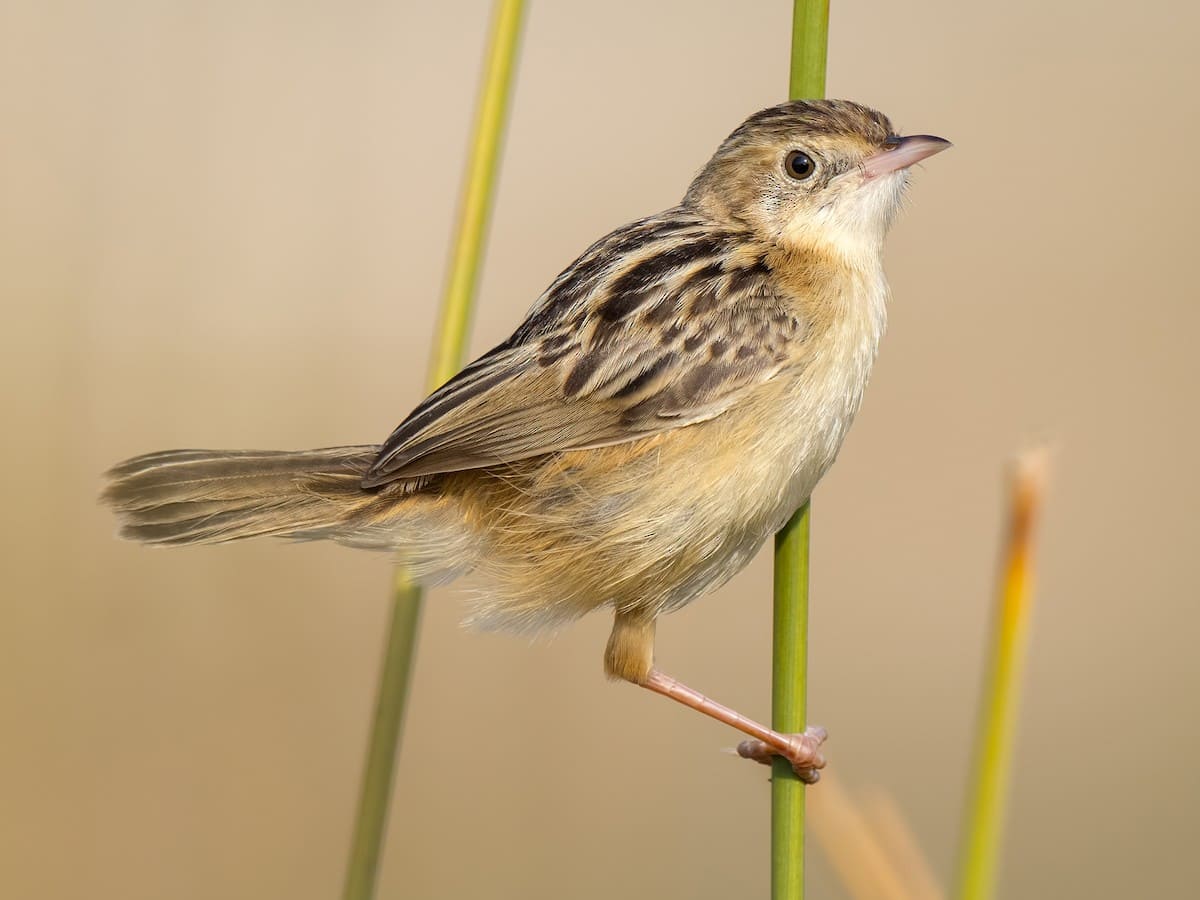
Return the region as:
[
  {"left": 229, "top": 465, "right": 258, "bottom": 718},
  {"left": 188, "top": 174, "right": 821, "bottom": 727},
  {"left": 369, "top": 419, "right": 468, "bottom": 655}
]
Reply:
[{"left": 784, "top": 150, "right": 816, "bottom": 180}]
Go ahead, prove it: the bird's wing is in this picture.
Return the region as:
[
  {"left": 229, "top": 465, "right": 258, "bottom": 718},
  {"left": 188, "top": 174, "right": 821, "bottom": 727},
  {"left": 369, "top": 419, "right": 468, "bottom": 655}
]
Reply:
[{"left": 363, "top": 211, "right": 807, "bottom": 487}]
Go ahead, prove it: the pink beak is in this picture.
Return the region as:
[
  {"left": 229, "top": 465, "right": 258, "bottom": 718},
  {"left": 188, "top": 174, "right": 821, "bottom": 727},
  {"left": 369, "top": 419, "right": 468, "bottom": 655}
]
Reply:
[{"left": 862, "top": 134, "right": 952, "bottom": 179}]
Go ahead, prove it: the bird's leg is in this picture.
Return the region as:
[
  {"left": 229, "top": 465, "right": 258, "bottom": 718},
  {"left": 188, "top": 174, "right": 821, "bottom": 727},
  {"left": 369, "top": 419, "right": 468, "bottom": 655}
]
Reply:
[
  {"left": 641, "top": 670, "right": 827, "bottom": 783},
  {"left": 604, "top": 611, "right": 827, "bottom": 783}
]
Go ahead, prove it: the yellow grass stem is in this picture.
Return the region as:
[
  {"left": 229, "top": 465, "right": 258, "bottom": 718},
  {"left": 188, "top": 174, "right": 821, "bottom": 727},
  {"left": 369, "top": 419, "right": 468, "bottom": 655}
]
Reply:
[
  {"left": 773, "top": 3, "right": 829, "bottom": 898},
  {"left": 955, "top": 451, "right": 1050, "bottom": 900},
  {"left": 341, "top": 4, "right": 526, "bottom": 898},
  {"left": 810, "top": 772, "right": 945, "bottom": 900}
]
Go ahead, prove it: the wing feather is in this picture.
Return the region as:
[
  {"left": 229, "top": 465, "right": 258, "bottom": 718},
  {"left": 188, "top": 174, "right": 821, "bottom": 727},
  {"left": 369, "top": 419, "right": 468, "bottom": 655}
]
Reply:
[{"left": 362, "top": 210, "right": 806, "bottom": 487}]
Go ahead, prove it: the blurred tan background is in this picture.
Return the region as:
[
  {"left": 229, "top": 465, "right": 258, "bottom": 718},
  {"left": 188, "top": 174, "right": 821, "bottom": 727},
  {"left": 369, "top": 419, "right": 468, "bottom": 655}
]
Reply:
[{"left": 3, "top": 1, "right": 1198, "bottom": 897}]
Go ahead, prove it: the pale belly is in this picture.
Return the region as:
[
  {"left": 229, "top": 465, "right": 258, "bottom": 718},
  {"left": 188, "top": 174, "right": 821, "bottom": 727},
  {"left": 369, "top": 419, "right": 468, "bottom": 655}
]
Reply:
[{"left": 460, "top": 348, "right": 874, "bottom": 630}]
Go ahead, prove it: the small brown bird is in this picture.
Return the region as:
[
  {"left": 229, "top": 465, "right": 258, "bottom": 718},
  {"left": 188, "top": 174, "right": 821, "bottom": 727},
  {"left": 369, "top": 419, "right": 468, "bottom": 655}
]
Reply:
[{"left": 104, "top": 99, "right": 949, "bottom": 780}]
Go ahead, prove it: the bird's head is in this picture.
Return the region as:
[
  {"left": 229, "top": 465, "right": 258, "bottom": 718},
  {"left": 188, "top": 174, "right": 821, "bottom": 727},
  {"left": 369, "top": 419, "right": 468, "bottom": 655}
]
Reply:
[{"left": 684, "top": 99, "right": 950, "bottom": 262}]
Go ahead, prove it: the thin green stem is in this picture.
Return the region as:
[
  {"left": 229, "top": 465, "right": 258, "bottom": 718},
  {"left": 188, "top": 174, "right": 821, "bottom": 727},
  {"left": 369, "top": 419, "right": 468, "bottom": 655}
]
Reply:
[
  {"left": 789, "top": 0, "right": 830, "bottom": 101},
  {"left": 956, "top": 453, "right": 1047, "bottom": 900},
  {"left": 341, "top": 4, "right": 526, "bottom": 899},
  {"left": 773, "top": 4, "right": 829, "bottom": 899},
  {"left": 341, "top": 581, "right": 422, "bottom": 900},
  {"left": 772, "top": 503, "right": 811, "bottom": 899}
]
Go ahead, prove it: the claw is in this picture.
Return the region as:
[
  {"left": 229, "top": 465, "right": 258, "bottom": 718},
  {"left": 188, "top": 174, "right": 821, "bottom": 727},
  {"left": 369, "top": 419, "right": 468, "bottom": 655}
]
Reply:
[{"left": 736, "top": 725, "right": 828, "bottom": 783}]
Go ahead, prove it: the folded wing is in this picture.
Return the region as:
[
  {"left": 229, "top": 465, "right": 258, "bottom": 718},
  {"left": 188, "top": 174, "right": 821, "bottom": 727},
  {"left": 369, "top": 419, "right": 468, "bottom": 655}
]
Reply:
[{"left": 363, "top": 211, "right": 807, "bottom": 487}]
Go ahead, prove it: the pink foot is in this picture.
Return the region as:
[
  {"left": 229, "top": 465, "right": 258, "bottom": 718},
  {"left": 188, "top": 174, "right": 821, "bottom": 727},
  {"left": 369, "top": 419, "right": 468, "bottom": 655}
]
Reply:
[{"left": 736, "top": 725, "right": 828, "bottom": 784}]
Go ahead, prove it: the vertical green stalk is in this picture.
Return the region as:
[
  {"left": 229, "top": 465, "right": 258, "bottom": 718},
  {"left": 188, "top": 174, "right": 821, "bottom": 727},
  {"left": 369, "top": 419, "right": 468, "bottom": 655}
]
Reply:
[
  {"left": 788, "top": 0, "right": 829, "bottom": 101},
  {"left": 772, "top": 503, "right": 811, "bottom": 899},
  {"left": 773, "top": 4, "right": 829, "bottom": 899},
  {"left": 956, "top": 454, "right": 1047, "bottom": 900},
  {"left": 342, "top": 4, "right": 525, "bottom": 899}
]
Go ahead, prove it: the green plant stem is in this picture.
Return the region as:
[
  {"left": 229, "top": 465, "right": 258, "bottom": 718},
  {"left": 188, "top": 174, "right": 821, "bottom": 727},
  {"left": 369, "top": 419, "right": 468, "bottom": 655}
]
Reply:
[
  {"left": 956, "top": 454, "right": 1047, "bottom": 900},
  {"left": 341, "top": 4, "right": 525, "bottom": 899},
  {"left": 789, "top": 0, "right": 830, "bottom": 101},
  {"left": 772, "top": 503, "right": 811, "bottom": 899},
  {"left": 773, "top": 3, "right": 829, "bottom": 899},
  {"left": 341, "top": 581, "right": 421, "bottom": 900}
]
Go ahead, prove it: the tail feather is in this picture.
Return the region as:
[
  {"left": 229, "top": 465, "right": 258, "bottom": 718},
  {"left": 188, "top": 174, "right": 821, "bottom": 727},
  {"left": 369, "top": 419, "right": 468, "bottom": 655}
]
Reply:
[
  {"left": 103, "top": 446, "right": 383, "bottom": 545},
  {"left": 103, "top": 444, "right": 484, "bottom": 585}
]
